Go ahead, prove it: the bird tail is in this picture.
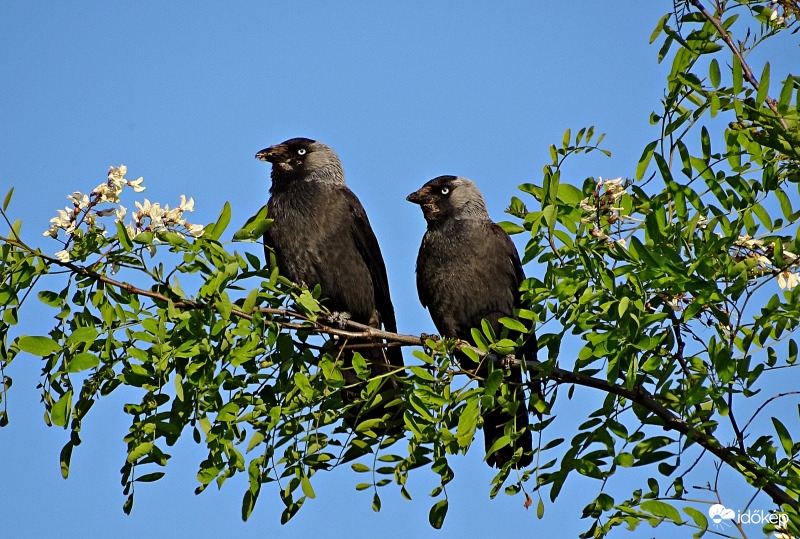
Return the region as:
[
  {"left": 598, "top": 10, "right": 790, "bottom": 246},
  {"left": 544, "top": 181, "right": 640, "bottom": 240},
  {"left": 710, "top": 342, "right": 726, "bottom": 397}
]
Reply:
[{"left": 482, "top": 367, "right": 534, "bottom": 469}]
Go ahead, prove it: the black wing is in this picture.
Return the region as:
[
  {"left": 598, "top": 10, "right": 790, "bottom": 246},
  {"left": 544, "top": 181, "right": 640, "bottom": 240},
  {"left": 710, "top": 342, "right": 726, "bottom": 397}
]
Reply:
[{"left": 343, "top": 188, "right": 403, "bottom": 366}]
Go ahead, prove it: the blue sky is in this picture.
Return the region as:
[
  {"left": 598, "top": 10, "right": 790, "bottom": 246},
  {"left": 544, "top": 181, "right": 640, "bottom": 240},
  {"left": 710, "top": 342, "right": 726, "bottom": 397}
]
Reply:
[{"left": 1, "top": 2, "right": 796, "bottom": 538}]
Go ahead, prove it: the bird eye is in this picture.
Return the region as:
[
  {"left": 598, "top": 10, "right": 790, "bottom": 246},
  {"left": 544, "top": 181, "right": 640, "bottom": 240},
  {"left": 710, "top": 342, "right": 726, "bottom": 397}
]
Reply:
[
  {"left": 297, "top": 148, "right": 307, "bottom": 155},
  {"left": 441, "top": 187, "right": 450, "bottom": 195}
]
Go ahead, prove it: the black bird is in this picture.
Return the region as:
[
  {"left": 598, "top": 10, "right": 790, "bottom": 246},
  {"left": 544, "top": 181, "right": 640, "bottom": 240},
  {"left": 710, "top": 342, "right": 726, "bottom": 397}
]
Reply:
[
  {"left": 255, "top": 137, "right": 403, "bottom": 430},
  {"left": 408, "top": 175, "right": 535, "bottom": 468}
]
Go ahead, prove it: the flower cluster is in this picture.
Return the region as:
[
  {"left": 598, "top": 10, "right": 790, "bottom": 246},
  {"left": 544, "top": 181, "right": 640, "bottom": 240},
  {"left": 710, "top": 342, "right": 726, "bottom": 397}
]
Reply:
[
  {"left": 44, "top": 165, "right": 204, "bottom": 263},
  {"left": 580, "top": 177, "right": 630, "bottom": 224},
  {"left": 580, "top": 176, "right": 634, "bottom": 248},
  {"left": 122, "top": 195, "right": 204, "bottom": 244},
  {"left": 734, "top": 234, "right": 799, "bottom": 290}
]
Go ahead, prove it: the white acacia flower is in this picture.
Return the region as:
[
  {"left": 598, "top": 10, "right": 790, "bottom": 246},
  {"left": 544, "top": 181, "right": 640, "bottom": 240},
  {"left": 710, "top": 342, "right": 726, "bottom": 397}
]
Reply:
[
  {"left": 66, "top": 192, "right": 90, "bottom": 209},
  {"left": 134, "top": 199, "right": 152, "bottom": 217},
  {"left": 186, "top": 223, "right": 205, "bottom": 237},
  {"left": 92, "top": 182, "right": 121, "bottom": 204},
  {"left": 736, "top": 235, "right": 764, "bottom": 250},
  {"left": 115, "top": 205, "right": 127, "bottom": 222},
  {"left": 50, "top": 208, "right": 73, "bottom": 228},
  {"left": 179, "top": 195, "right": 195, "bottom": 212},
  {"left": 778, "top": 271, "right": 799, "bottom": 291},
  {"left": 43, "top": 225, "right": 59, "bottom": 238},
  {"left": 165, "top": 207, "right": 184, "bottom": 223},
  {"left": 54, "top": 250, "right": 70, "bottom": 263},
  {"left": 108, "top": 165, "right": 128, "bottom": 188},
  {"left": 96, "top": 208, "right": 116, "bottom": 217},
  {"left": 128, "top": 177, "right": 146, "bottom": 192},
  {"left": 125, "top": 223, "right": 137, "bottom": 239},
  {"left": 756, "top": 255, "right": 771, "bottom": 269}
]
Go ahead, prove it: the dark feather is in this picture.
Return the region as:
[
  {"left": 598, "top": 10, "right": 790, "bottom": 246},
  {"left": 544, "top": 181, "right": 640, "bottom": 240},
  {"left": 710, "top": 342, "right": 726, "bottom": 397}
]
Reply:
[{"left": 409, "top": 175, "right": 536, "bottom": 468}]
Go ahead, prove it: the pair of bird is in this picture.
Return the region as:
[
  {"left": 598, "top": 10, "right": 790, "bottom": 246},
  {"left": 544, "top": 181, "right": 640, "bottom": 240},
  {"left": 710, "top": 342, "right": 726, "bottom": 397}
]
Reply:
[{"left": 256, "top": 137, "right": 536, "bottom": 469}]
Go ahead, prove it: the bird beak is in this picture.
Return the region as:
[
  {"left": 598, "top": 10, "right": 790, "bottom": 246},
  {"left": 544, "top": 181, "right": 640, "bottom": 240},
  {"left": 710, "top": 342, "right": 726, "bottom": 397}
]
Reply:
[
  {"left": 255, "top": 144, "right": 289, "bottom": 163},
  {"left": 406, "top": 189, "right": 426, "bottom": 205}
]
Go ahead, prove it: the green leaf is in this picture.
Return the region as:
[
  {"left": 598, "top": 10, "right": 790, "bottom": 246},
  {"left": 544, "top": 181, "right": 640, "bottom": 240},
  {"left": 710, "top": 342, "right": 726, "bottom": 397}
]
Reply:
[
  {"left": 206, "top": 202, "right": 232, "bottom": 241},
  {"left": 17, "top": 335, "right": 60, "bottom": 356},
  {"left": 429, "top": 499, "right": 448, "bottom": 529},
  {"left": 371, "top": 493, "right": 381, "bottom": 513},
  {"left": 498, "top": 317, "right": 527, "bottom": 333},
  {"left": 683, "top": 506, "right": 708, "bottom": 531},
  {"left": 618, "top": 297, "right": 630, "bottom": 318},
  {"left": 709, "top": 58, "right": 720, "bottom": 88},
  {"left": 756, "top": 62, "right": 770, "bottom": 106},
  {"left": 640, "top": 499, "right": 683, "bottom": 523},
  {"left": 127, "top": 441, "right": 154, "bottom": 463},
  {"left": 497, "top": 221, "right": 525, "bottom": 235},
  {"left": 557, "top": 183, "right": 584, "bottom": 205},
  {"left": 542, "top": 204, "right": 557, "bottom": 233},
  {"left": 300, "top": 475, "right": 316, "bottom": 499},
  {"left": 217, "top": 402, "right": 240, "bottom": 422},
  {"left": 116, "top": 220, "right": 133, "bottom": 251},
  {"left": 636, "top": 141, "right": 657, "bottom": 181},
  {"left": 772, "top": 417, "right": 794, "bottom": 456},
  {"left": 2, "top": 187, "right": 13, "bottom": 211},
  {"left": 133, "top": 231, "right": 154, "bottom": 245},
  {"left": 59, "top": 442, "right": 73, "bottom": 479},
  {"left": 215, "top": 291, "right": 232, "bottom": 321},
  {"left": 455, "top": 396, "right": 480, "bottom": 448},
  {"left": 136, "top": 472, "right": 166, "bottom": 483},
  {"left": 51, "top": 390, "right": 73, "bottom": 427},
  {"left": 66, "top": 326, "right": 99, "bottom": 346},
  {"left": 67, "top": 352, "right": 99, "bottom": 373}
]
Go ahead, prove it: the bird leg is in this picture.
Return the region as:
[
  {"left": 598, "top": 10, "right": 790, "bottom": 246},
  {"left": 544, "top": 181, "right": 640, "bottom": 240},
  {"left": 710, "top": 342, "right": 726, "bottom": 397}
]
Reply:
[{"left": 326, "top": 310, "right": 352, "bottom": 329}]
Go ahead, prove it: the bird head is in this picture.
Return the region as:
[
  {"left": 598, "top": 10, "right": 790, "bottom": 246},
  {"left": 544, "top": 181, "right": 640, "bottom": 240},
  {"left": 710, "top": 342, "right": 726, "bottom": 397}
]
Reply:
[
  {"left": 255, "top": 138, "right": 345, "bottom": 186},
  {"left": 407, "top": 176, "right": 489, "bottom": 223}
]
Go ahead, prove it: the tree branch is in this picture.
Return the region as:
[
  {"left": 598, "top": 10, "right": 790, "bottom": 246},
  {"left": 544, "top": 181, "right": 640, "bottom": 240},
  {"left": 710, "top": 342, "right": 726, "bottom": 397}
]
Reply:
[
  {"left": 688, "top": 0, "right": 789, "bottom": 130},
  {"left": 30, "top": 251, "right": 800, "bottom": 511}
]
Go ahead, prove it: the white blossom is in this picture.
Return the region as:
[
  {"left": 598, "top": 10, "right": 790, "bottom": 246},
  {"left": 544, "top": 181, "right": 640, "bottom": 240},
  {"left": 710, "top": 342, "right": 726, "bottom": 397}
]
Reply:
[
  {"left": 128, "top": 177, "right": 145, "bottom": 192},
  {"left": 778, "top": 271, "right": 799, "bottom": 291},
  {"left": 54, "top": 250, "right": 70, "bottom": 263},
  {"left": 108, "top": 165, "right": 128, "bottom": 188},
  {"left": 179, "top": 195, "right": 195, "bottom": 212},
  {"left": 186, "top": 223, "right": 205, "bottom": 237}
]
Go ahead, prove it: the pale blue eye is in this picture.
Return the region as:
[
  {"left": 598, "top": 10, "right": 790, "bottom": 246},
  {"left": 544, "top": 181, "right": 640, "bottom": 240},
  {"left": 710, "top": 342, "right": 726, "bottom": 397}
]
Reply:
[
  {"left": 297, "top": 148, "right": 307, "bottom": 155},
  {"left": 441, "top": 187, "right": 450, "bottom": 195}
]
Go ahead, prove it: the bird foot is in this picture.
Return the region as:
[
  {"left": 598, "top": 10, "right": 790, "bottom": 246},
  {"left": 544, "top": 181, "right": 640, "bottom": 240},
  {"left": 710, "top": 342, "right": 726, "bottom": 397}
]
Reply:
[{"left": 327, "top": 311, "right": 352, "bottom": 329}]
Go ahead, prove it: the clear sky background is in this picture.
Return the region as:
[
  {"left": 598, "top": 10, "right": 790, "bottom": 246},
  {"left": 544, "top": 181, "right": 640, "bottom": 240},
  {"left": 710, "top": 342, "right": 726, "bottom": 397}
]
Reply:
[{"left": 1, "top": 2, "right": 797, "bottom": 538}]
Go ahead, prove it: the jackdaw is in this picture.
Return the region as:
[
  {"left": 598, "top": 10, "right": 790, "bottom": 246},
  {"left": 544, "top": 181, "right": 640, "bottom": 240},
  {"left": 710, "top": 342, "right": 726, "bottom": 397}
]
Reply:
[
  {"left": 407, "top": 175, "right": 535, "bottom": 468},
  {"left": 255, "top": 137, "right": 403, "bottom": 431}
]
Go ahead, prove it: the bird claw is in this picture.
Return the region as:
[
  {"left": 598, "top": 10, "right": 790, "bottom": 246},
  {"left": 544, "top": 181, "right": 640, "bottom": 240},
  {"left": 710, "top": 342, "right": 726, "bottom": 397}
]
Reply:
[
  {"left": 420, "top": 333, "right": 440, "bottom": 342},
  {"left": 327, "top": 311, "right": 352, "bottom": 329}
]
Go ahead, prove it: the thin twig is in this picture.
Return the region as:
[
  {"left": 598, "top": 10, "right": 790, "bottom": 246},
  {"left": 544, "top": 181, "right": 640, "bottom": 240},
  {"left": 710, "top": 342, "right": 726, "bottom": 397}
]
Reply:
[
  {"left": 688, "top": 0, "right": 789, "bottom": 129},
  {"left": 11, "top": 243, "right": 800, "bottom": 512}
]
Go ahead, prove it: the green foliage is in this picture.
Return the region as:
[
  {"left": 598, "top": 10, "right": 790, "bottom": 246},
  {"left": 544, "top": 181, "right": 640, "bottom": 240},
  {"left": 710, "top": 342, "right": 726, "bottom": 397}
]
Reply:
[{"left": 1, "top": 2, "right": 800, "bottom": 535}]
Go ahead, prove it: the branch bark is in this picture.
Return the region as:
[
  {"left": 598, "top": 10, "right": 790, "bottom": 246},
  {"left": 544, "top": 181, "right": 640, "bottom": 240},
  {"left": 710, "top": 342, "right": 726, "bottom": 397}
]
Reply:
[
  {"left": 28, "top": 249, "right": 800, "bottom": 511},
  {"left": 689, "top": 0, "right": 789, "bottom": 130}
]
